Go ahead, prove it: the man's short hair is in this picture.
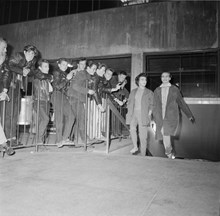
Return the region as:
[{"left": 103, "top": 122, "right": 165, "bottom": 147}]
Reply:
[
  {"left": 24, "top": 45, "right": 38, "bottom": 57},
  {"left": 97, "top": 62, "right": 107, "bottom": 70},
  {"left": 38, "top": 59, "right": 49, "bottom": 67},
  {"left": 135, "top": 73, "right": 147, "bottom": 86},
  {"left": 118, "top": 71, "right": 127, "bottom": 77},
  {"left": 0, "top": 37, "right": 7, "bottom": 44},
  {"left": 78, "top": 57, "right": 87, "bottom": 63},
  {"left": 57, "top": 58, "right": 68, "bottom": 64},
  {"left": 87, "top": 60, "right": 98, "bottom": 68},
  {"left": 106, "top": 67, "right": 114, "bottom": 73}
]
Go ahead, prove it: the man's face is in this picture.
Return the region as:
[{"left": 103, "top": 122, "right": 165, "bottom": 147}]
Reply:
[
  {"left": 39, "top": 62, "right": 49, "bottom": 74},
  {"left": 87, "top": 64, "right": 97, "bottom": 75},
  {"left": 24, "top": 50, "right": 35, "bottom": 62},
  {"left": 161, "top": 72, "right": 171, "bottom": 84},
  {"left": 0, "top": 41, "right": 7, "bottom": 59},
  {"left": 97, "top": 66, "right": 106, "bottom": 77},
  {"left": 118, "top": 74, "right": 126, "bottom": 83},
  {"left": 78, "top": 60, "right": 86, "bottom": 71},
  {"left": 104, "top": 69, "right": 113, "bottom": 81},
  {"left": 58, "top": 60, "right": 68, "bottom": 72},
  {"left": 139, "top": 76, "right": 147, "bottom": 87}
]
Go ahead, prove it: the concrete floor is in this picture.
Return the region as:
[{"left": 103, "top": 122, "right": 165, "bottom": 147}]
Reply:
[{"left": 0, "top": 139, "right": 220, "bottom": 216}]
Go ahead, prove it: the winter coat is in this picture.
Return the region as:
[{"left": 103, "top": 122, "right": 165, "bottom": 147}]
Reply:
[
  {"left": 126, "top": 87, "right": 153, "bottom": 126},
  {"left": 0, "top": 58, "right": 11, "bottom": 92},
  {"left": 153, "top": 85, "right": 194, "bottom": 140},
  {"left": 8, "top": 53, "right": 52, "bottom": 91},
  {"left": 33, "top": 79, "right": 51, "bottom": 102},
  {"left": 52, "top": 67, "right": 69, "bottom": 92},
  {"left": 67, "top": 70, "right": 90, "bottom": 103}
]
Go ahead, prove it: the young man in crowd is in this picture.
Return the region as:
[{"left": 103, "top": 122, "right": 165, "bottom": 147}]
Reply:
[
  {"left": 7, "top": 45, "right": 51, "bottom": 145},
  {"left": 67, "top": 58, "right": 95, "bottom": 145},
  {"left": 110, "top": 70, "right": 129, "bottom": 107},
  {"left": 33, "top": 59, "right": 53, "bottom": 144},
  {"left": 0, "top": 37, "right": 15, "bottom": 156},
  {"left": 51, "top": 58, "right": 75, "bottom": 147}
]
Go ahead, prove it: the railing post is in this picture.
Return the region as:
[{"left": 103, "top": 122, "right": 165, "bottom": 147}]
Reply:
[
  {"left": 35, "top": 81, "right": 40, "bottom": 152},
  {"left": 84, "top": 80, "right": 88, "bottom": 151},
  {"left": 106, "top": 100, "right": 110, "bottom": 154}
]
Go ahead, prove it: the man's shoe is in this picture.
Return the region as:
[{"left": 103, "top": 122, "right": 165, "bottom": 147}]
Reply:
[
  {"left": 167, "top": 153, "right": 175, "bottom": 159},
  {"left": 0, "top": 145, "right": 15, "bottom": 157},
  {"left": 130, "top": 147, "right": 138, "bottom": 154},
  {"left": 5, "top": 147, "right": 15, "bottom": 156},
  {"left": 57, "top": 142, "right": 64, "bottom": 148}
]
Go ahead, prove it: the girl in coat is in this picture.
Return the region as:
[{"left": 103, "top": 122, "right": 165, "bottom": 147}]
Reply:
[
  {"left": 126, "top": 73, "right": 153, "bottom": 156},
  {"left": 153, "top": 72, "right": 195, "bottom": 159}
]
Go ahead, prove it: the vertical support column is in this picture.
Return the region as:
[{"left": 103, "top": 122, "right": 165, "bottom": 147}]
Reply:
[
  {"left": 218, "top": 1, "right": 220, "bottom": 96},
  {"left": 131, "top": 52, "right": 144, "bottom": 90}
]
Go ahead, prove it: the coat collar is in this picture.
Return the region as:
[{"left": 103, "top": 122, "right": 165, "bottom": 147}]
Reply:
[
  {"left": 160, "top": 82, "right": 171, "bottom": 88},
  {"left": 157, "top": 84, "right": 174, "bottom": 105},
  {"left": 134, "top": 87, "right": 149, "bottom": 95}
]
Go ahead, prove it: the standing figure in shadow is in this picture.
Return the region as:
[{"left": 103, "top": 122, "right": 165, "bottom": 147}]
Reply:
[{"left": 153, "top": 72, "right": 195, "bottom": 159}]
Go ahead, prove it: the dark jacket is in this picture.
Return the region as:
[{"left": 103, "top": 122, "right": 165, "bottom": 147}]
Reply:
[
  {"left": 153, "top": 85, "right": 194, "bottom": 140},
  {"left": 87, "top": 73, "right": 103, "bottom": 105},
  {"left": 67, "top": 70, "right": 90, "bottom": 103},
  {"left": 110, "top": 75, "right": 129, "bottom": 106},
  {"left": 99, "top": 76, "right": 117, "bottom": 103},
  {"left": 8, "top": 52, "right": 52, "bottom": 91},
  {"left": 51, "top": 67, "right": 69, "bottom": 92},
  {"left": 0, "top": 58, "right": 11, "bottom": 92},
  {"left": 92, "top": 73, "right": 105, "bottom": 105},
  {"left": 8, "top": 52, "right": 36, "bottom": 76},
  {"left": 33, "top": 78, "right": 51, "bottom": 102}
]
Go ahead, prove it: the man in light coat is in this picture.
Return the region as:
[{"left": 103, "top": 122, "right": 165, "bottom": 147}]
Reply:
[{"left": 153, "top": 72, "right": 195, "bottom": 159}]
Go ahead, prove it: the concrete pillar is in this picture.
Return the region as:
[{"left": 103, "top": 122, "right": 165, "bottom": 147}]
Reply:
[{"left": 130, "top": 52, "right": 144, "bottom": 90}]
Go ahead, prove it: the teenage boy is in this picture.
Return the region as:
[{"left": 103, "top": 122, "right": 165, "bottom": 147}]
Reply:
[
  {"left": 51, "top": 58, "right": 75, "bottom": 147},
  {"left": 153, "top": 72, "right": 195, "bottom": 159},
  {"left": 33, "top": 59, "right": 53, "bottom": 144},
  {"left": 67, "top": 58, "right": 95, "bottom": 145},
  {"left": 7, "top": 45, "right": 51, "bottom": 145},
  {"left": 0, "top": 37, "right": 15, "bottom": 156}
]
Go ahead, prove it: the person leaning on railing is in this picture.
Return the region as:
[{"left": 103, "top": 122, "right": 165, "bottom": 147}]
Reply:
[
  {"left": 0, "top": 37, "right": 15, "bottom": 156},
  {"left": 6, "top": 45, "right": 39, "bottom": 145},
  {"left": 98, "top": 68, "right": 121, "bottom": 102},
  {"left": 32, "top": 59, "right": 53, "bottom": 144},
  {"left": 86, "top": 60, "right": 105, "bottom": 112},
  {"left": 110, "top": 70, "right": 129, "bottom": 108},
  {"left": 51, "top": 58, "right": 75, "bottom": 148}
]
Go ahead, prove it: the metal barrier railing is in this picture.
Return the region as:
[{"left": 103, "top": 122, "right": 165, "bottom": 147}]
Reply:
[
  {"left": 105, "top": 98, "right": 130, "bottom": 154},
  {"left": 0, "top": 77, "right": 129, "bottom": 154}
]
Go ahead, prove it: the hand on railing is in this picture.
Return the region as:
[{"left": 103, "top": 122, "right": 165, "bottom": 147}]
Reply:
[
  {"left": 114, "top": 98, "right": 123, "bottom": 106},
  {"left": 98, "top": 104, "right": 105, "bottom": 112},
  {"left": 88, "top": 89, "right": 95, "bottom": 95},
  {"left": 111, "top": 83, "right": 121, "bottom": 92},
  {"left": 23, "top": 68, "right": 30, "bottom": 77},
  {"left": 66, "top": 69, "right": 77, "bottom": 80},
  {"left": 0, "top": 91, "right": 10, "bottom": 101}
]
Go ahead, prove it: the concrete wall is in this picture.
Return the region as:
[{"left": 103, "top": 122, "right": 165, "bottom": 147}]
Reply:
[{"left": 0, "top": 1, "right": 218, "bottom": 87}]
